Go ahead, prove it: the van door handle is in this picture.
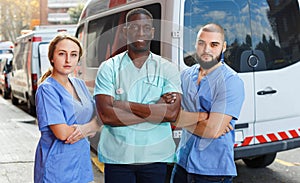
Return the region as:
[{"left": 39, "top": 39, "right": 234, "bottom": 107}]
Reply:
[{"left": 257, "top": 89, "right": 277, "bottom": 95}]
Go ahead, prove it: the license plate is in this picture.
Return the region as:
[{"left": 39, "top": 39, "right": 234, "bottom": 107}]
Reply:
[{"left": 173, "top": 130, "right": 182, "bottom": 139}]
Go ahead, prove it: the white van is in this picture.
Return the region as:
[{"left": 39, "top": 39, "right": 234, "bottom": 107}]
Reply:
[
  {"left": 75, "top": 0, "right": 300, "bottom": 169},
  {"left": 10, "top": 25, "right": 76, "bottom": 115}
]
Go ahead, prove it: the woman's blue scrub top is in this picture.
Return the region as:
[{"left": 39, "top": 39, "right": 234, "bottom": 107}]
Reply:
[{"left": 34, "top": 77, "right": 95, "bottom": 183}]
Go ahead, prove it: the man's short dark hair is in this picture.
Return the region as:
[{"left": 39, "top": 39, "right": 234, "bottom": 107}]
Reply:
[{"left": 126, "top": 8, "right": 153, "bottom": 23}]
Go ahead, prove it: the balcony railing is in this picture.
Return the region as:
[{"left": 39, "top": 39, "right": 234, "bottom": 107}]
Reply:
[
  {"left": 48, "top": 0, "right": 86, "bottom": 8},
  {"left": 48, "top": 13, "right": 71, "bottom": 23}
]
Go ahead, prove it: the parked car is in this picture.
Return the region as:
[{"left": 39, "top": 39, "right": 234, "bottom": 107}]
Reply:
[
  {"left": 0, "top": 57, "right": 13, "bottom": 99},
  {"left": 0, "top": 41, "right": 13, "bottom": 99}
]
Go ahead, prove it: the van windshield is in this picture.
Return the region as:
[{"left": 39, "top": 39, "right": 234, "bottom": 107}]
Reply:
[{"left": 0, "top": 50, "right": 13, "bottom": 54}]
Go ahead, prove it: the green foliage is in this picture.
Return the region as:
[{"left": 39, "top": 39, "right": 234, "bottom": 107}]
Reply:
[
  {"left": 0, "top": 0, "right": 39, "bottom": 42},
  {"left": 68, "top": 3, "right": 85, "bottom": 24}
]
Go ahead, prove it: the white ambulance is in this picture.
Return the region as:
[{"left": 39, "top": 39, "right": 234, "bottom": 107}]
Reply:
[
  {"left": 10, "top": 25, "right": 76, "bottom": 115},
  {"left": 75, "top": 0, "right": 300, "bottom": 169}
]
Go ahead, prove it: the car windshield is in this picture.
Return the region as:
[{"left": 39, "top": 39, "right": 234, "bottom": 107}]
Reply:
[{"left": 0, "top": 50, "right": 13, "bottom": 54}]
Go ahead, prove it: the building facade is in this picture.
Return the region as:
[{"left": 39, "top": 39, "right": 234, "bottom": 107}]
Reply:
[{"left": 40, "top": 0, "right": 87, "bottom": 25}]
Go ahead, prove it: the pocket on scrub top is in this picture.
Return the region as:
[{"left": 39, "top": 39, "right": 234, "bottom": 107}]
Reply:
[{"left": 44, "top": 150, "right": 82, "bottom": 182}]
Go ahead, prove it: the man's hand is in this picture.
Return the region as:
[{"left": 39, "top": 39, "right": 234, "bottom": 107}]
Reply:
[
  {"left": 222, "top": 123, "right": 234, "bottom": 135},
  {"left": 158, "top": 92, "right": 177, "bottom": 104},
  {"left": 186, "top": 113, "right": 234, "bottom": 138}
]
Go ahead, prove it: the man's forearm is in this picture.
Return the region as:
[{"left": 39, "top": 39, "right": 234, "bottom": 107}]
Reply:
[
  {"left": 99, "top": 106, "right": 147, "bottom": 126},
  {"left": 113, "top": 100, "right": 180, "bottom": 123},
  {"left": 184, "top": 113, "right": 233, "bottom": 138},
  {"left": 174, "top": 110, "right": 208, "bottom": 127}
]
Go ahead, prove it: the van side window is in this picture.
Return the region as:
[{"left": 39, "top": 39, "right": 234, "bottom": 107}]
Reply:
[
  {"left": 183, "top": 0, "right": 300, "bottom": 72},
  {"left": 183, "top": 0, "right": 251, "bottom": 71},
  {"left": 13, "top": 42, "right": 29, "bottom": 70},
  {"left": 249, "top": 0, "right": 300, "bottom": 70},
  {"left": 86, "top": 3, "right": 161, "bottom": 68},
  {"left": 87, "top": 13, "right": 123, "bottom": 67}
]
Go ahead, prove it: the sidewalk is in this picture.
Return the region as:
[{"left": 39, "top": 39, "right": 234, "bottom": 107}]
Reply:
[
  {"left": 0, "top": 97, "right": 37, "bottom": 183},
  {"left": 0, "top": 97, "right": 103, "bottom": 183}
]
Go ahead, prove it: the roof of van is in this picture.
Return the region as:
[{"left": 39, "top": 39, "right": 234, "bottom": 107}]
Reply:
[
  {"left": 33, "top": 24, "right": 77, "bottom": 31},
  {"left": 0, "top": 41, "right": 14, "bottom": 50},
  {"left": 16, "top": 25, "right": 77, "bottom": 40},
  {"left": 79, "top": 0, "right": 140, "bottom": 24}
]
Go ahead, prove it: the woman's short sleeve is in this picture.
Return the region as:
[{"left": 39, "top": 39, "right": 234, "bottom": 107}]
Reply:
[{"left": 35, "top": 84, "right": 66, "bottom": 130}]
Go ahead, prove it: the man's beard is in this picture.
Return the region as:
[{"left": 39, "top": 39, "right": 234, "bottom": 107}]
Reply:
[{"left": 195, "top": 52, "right": 222, "bottom": 70}]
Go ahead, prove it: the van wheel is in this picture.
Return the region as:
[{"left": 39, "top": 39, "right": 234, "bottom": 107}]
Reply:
[
  {"left": 27, "top": 99, "right": 36, "bottom": 116},
  {"left": 3, "top": 91, "right": 10, "bottom": 99},
  {"left": 242, "top": 153, "right": 277, "bottom": 168},
  {"left": 11, "top": 92, "right": 19, "bottom": 105}
]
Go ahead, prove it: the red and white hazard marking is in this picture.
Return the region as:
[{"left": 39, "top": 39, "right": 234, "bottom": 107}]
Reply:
[{"left": 234, "top": 128, "right": 300, "bottom": 147}]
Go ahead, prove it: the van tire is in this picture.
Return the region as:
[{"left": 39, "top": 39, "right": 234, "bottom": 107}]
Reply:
[
  {"left": 27, "top": 99, "right": 36, "bottom": 116},
  {"left": 11, "top": 92, "right": 19, "bottom": 105},
  {"left": 3, "top": 91, "right": 10, "bottom": 99},
  {"left": 242, "top": 153, "right": 277, "bottom": 168}
]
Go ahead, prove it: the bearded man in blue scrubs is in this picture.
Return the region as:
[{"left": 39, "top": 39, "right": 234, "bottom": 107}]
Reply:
[{"left": 171, "top": 23, "right": 245, "bottom": 183}]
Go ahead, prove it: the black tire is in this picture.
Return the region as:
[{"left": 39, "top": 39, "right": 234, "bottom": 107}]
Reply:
[
  {"left": 11, "top": 92, "right": 19, "bottom": 105},
  {"left": 27, "top": 99, "right": 36, "bottom": 116},
  {"left": 3, "top": 90, "right": 10, "bottom": 99},
  {"left": 242, "top": 153, "right": 277, "bottom": 168}
]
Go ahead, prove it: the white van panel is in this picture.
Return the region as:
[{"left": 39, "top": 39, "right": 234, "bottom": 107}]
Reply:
[
  {"left": 255, "top": 62, "right": 300, "bottom": 122},
  {"left": 254, "top": 116, "right": 300, "bottom": 144},
  {"left": 237, "top": 73, "right": 255, "bottom": 124},
  {"left": 38, "top": 43, "right": 51, "bottom": 77}
]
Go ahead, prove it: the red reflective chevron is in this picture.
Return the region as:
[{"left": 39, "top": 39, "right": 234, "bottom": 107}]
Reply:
[{"left": 234, "top": 128, "right": 300, "bottom": 148}]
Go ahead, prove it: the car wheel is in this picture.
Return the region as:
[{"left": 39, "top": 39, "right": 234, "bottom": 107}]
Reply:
[
  {"left": 11, "top": 92, "right": 19, "bottom": 105},
  {"left": 27, "top": 99, "right": 36, "bottom": 116},
  {"left": 3, "top": 90, "right": 10, "bottom": 99},
  {"left": 242, "top": 153, "right": 277, "bottom": 168}
]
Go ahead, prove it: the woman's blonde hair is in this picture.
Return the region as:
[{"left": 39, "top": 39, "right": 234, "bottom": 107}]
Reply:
[{"left": 38, "top": 33, "right": 83, "bottom": 84}]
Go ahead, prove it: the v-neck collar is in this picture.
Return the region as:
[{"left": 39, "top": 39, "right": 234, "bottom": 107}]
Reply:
[{"left": 49, "top": 77, "right": 82, "bottom": 104}]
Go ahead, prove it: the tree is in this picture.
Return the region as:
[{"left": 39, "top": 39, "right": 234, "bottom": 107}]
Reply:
[
  {"left": 0, "top": 0, "right": 39, "bottom": 42},
  {"left": 68, "top": 3, "right": 84, "bottom": 24}
]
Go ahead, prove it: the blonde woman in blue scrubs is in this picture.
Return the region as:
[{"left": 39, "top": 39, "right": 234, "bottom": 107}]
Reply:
[{"left": 34, "top": 33, "right": 100, "bottom": 183}]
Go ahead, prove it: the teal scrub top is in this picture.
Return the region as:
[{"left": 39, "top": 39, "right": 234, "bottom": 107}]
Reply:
[
  {"left": 34, "top": 77, "right": 95, "bottom": 183},
  {"left": 94, "top": 51, "right": 182, "bottom": 164}
]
